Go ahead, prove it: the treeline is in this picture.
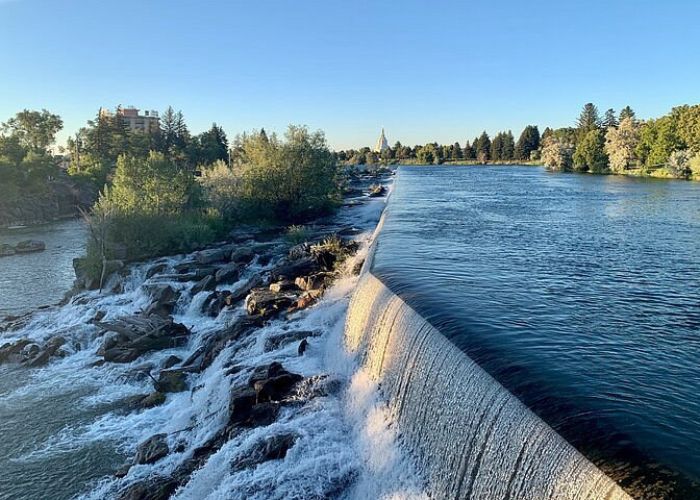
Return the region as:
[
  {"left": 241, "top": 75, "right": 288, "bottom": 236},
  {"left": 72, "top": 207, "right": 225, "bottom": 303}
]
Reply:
[
  {"left": 542, "top": 103, "right": 700, "bottom": 179},
  {"left": 67, "top": 106, "right": 230, "bottom": 188},
  {"left": 0, "top": 109, "right": 64, "bottom": 200},
  {"left": 336, "top": 125, "right": 541, "bottom": 165}
]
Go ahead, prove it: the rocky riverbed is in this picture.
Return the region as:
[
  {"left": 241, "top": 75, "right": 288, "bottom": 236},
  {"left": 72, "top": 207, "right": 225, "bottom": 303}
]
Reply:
[{"left": 0, "top": 169, "right": 426, "bottom": 500}]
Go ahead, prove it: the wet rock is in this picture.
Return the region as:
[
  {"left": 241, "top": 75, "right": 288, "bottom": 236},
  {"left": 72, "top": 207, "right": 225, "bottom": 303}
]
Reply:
[
  {"left": 21, "top": 343, "right": 41, "bottom": 359},
  {"left": 139, "top": 392, "right": 167, "bottom": 408},
  {"left": 270, "top": 257, "right": 319, "bottom": 282},
  {"left": 230, "top": 247, "right": 255, "bottom": 264},
  {"left": 294, "top": 273, "right": 330, "bottom": 291},
  {"left": 298, "top": 338, "right": 308, "bottom": 355},
  {"left": 288, "top": 242, "right": 311, "bottom": 260},
  {"left": 215, "top": 263, "right": 239, "bottom": 284},
  {"left": 162, "top": 355, "right": 182, "bottom": 369},
  {"left": 191, "top": 275, "right": 216, "bottom": 295},
  {"left": 229, "top": 387, "right": 279, "bottom": 428},
  {"left": 201, "top": 274, "right": 261, "bottom": 318},
  {"left": 269, "top": 280, "right": 298, "bottom": 293},
  {"left": 91, "top": 310, "right": 107, "bottom": 323},
  {"left": 232, "top": 433, "right": 297, "bottom": 471},
  {"left": 0, "top": 244, "right": 16, "bottom": 257},
  {"left": 14, "top": 239, "right": 45, "bottom": 253},
  {"left": 143, "top": 285, "right": 180, "bottom": 318},
  {"left": 24, "top": 336, "right": 67, "bottom": 367},
  {"left": 0, "top": 338, "right": 32, "bottom": 364},
  {"left": 195, "top": 248, "right": 230, "bottom": 265},
  {"left": 146, "top": 262, "right": 168, "bottom": 279},
  {"left": 287, "top": 290, "right": 323, "bottom": 315},
  {"left": 368, "top": 184, "right": 387, "bottom": 197},
  {"left": 253, "top": 373, "right": 304, "bottom": 403},
  {"left": 155, "top": 370, "right": 188, "bottom": 393},
  {"left": 245, "top": 288, "right": 298, "bottom": 319},
  {"left": 263, "top": 330, "right": 320, "bottom": 352},
  {"left": 98, "top": 316, "right": 190, "bottom": 363},
  {"left": 116, "top": 475, "right": 178, "bottom": 500},
  {"left": 135, "top": 434, "right": 169, "bottom": 465},
  {"left": 114, "top": 463, "right": 131, "bottom": 478}
]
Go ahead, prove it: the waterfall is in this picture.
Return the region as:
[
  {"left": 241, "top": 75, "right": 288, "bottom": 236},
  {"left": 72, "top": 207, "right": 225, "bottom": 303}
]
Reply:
[{"left": 345, "top": 273, "right": 631, "bottom": 500}]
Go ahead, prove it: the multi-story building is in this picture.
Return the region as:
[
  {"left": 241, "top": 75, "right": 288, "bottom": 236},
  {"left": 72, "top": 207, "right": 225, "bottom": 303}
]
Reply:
[{"left": 99, "top": 106, "right": 160, "bottom": 133}]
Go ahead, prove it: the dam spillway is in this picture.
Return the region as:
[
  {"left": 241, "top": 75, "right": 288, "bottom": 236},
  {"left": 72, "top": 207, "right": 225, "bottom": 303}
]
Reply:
[{"left": 345, "top": 272, "right": 631, "bottom": 499}]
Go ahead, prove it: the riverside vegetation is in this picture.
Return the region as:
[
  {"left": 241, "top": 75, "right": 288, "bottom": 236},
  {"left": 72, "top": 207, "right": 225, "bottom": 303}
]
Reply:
[{"left": 336, "top": 103, "right": 700, "bottom": 181}]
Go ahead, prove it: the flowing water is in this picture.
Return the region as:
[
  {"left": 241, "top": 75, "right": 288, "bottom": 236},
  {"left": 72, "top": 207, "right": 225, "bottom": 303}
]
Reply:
[
  {"left": 0, "top": 187, "right": 422, "bottom": 500},
  {"left": 370, "top": 165, "right": 700, "bottom": 498}
]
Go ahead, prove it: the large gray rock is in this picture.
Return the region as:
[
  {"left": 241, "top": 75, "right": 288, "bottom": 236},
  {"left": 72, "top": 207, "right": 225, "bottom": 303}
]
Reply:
[
  {"left": 215, "top": 263, "right": 239, "bottom": 284},
  {"left": 245, "top": 288, "right": 299, "bottom": 318},
  {"left": 98, "top": 316, "right": 190, "bottom": 363},
  {"left": 232, "top": 433, "right": 297, "bottom": 471},
  {"left": 135, "top": 433, "right": 169, "bottom": 464},
  {"left": 194, "top": 248, "right": 230, "bottom": 265}
]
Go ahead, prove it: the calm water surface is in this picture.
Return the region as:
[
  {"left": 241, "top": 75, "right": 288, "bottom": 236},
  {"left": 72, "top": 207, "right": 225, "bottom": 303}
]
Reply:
[
  {"left": 0, "top": 219, "right": 86, "bottom": 317},
  {"left": 373, "top": 166, "right": 700, "bottom": 497}
]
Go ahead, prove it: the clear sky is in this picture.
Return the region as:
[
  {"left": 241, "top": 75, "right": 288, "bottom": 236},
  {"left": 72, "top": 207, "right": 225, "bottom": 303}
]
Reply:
[{"left": 1, "top": 0, "right": 699, "bottom": 150}]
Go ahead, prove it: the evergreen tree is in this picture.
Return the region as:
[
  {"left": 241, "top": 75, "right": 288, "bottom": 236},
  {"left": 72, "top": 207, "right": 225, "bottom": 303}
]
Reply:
[
  {"left": 393, "top": 141, "right": 403, "bottom": 159},
  {"left": 463, "top": 140, "right": 475, "bottom": 160},
  {"left": 475, "top": 131, "right": 491, "bottom": 162},
  {"left": 160, "top": 106, "right": 178, "bottom": 152},
  {"left": 515, "top": 125, "right": 540, "bottom": 160},
  {"left": 577, "top": 103, "right": 602, "bottom": 134},
  {"left": 490, "top": 132, "right": 504, "bottom": 161},
  {"left": 452, "top": 142, "right": 462, "bottom": 160},
  {"left": 603, "top": 108, "right": 619, "bottom": 128},
  {"left": 619, "top": 106, "right": 636, "bottom": 122},
  {"left": 502, "top": 131, "right": 515, "bottom": 160}
]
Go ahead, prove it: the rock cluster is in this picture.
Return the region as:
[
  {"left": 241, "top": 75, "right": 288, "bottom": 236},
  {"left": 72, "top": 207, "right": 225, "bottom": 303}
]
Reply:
[{"left": 0, "top": 240, "right": 45, "bottom": 257}]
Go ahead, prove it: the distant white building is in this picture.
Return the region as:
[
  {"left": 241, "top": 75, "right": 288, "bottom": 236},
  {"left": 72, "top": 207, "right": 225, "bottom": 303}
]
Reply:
[{"left": 374, "top": 128, "right": 389, "bottom": 153}]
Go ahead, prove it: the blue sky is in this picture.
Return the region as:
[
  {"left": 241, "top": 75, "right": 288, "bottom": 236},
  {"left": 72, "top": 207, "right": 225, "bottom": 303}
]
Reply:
[{"left": 1, "top": 0, "right": 699, "bottom": 150}]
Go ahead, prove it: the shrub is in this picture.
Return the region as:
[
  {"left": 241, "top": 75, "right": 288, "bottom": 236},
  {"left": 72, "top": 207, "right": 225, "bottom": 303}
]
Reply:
[{"left": 286, "top": 224, "right": 313, "bottom": 245}]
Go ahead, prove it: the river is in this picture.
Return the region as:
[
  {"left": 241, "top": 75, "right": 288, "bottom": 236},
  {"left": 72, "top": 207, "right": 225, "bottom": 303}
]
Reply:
[
  {"left": 372, "top": 165, "right": 700, "bottom": 497},
  {"left": 0, "top": 219, "right": 87, "bottom": 318}
]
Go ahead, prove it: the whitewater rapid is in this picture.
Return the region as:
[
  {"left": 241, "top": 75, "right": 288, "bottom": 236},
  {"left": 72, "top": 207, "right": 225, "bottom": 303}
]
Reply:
[{"left": 1, "top": 175, "right": 428, "bottom": 500}]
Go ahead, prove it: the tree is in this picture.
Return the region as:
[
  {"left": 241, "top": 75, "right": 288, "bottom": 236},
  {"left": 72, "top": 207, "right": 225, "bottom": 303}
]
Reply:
[
  {"left": 515, "top": 125, "right": 540, "bottom": 160},
  {"left": 541, "top": 135, "right": 574, "bottom": 172},
  {"left": 2, "top": 109, "right": 63, "bottom": 153},
  {"left": 577, "top": 103, "right": 601, "bottom": 134},
  {"left": 452, "top": 142, "right": 462, "bottom": 160},
  {"left": 502, "top": 131, "right": 515, "bottom": 160},
  {"left": 604, "top": 117, "right": 640, "bottom": 173},
  {"left": 490, "top": 132, "right": 504, "bottom": 161},
  {"left": 573, "top": 129, "right": 608, "bottom": 173},
  {"left": 463, "top": 140, "right": 475, "bottom": 160},
  {"left": 667, "top": 150, "right": 692, "bottom": 179},
  {"left": 475, "top": 131, "right": 491, "bottom": 162},
  {"left": 636, "top": 116, "right": 684, "bottom": 168},
  {"left": 619, "top": 106, "right": 636, "bottom": 122},
  {"left": 603, "top": 108, "right": 618, "bottom": 128},
  {"left": 195, "top": 123, "right": 229, "bottom": 166},
  {"left": 416, "top": 143, "right": 436, "bottom": 164},
  {"left": 675, "top": 104, "right": 700, "bottom": 152}
]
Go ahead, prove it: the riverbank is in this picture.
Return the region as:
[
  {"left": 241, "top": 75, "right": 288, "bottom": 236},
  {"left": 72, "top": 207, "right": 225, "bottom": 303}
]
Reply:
[{"left": 0, "top": 168, "right": 424, "bottom": 499}]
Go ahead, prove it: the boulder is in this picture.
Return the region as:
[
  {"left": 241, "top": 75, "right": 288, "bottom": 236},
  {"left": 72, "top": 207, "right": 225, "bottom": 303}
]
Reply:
[
  {"left": 155, "top": 370, "right": 188, "bottom": 393},
  {"left": 298, "top": 339, "right": 308, "bottom": 355},
  {"left": 232, "top": 433, "right": 297, "bottom": 471},
  {"left": 14, "top": 240, "right": 45, "bottom": 253},
  {"left": 245, "top": 288, "right": 298, "bottom": 319},
  {"left": 269, "top": 280, "right": 298, "bottom": 293},
  {"left": 98, "top": 316, "right": 190, "bottom": 363},
  {"left": 288, "top": 242, "right": 311, "bottom": 260},
  {"left": 25, "top": 336, "right": 67, "bottom": 367},
  {"left": 368, "top": 184, "right": 387, "bottom": 197},
  {"left": 139, "top": 392, "right": 167, "bottom": 408},
  {"left": 294, "top": 273, "right": 330, "bottom": 291},
  {"left": 253, "top": 373, "right": 303, "bottom": 403},
  {"left": 270, "top": 257, "right": 319, "bottom": 282},
  {"left": 230, "top": 247, "right": 255, "bottom": 265},
  {"left": 143, "top": 285, "right": 180, "bottom": 318},
  {"left": 215, "top": 263, "right": 239, "bottom": 284},
  {"left": 194, "top": 248, "right": 230, "bottom": 265},
  {"left": 0, "top": 244, "right": 16, "bottom": 257},
  {"left": 0, "top": 338, "right": 32, "bottom": 364},
  {"left": 191, "top": 275, "right": 216, "bottom": 295},
  {"left": 116, "top": 475, "right": 178, "bottom": 500},
  {"left": 146, "top": 262, "right": 169, "bottom": 279},
  {"left": 228, "top": 386, "right": 279, "bottom": 428},
  {"left": 135, "top": 434, "right": 169, "bottom": 465},
  {"left": 162, "top": 355, "right": 182, "bottom": 369}
]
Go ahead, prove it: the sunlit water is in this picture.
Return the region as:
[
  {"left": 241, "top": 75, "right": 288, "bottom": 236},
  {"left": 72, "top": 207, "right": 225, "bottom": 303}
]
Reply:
[
  {"left": 372, "top": 166, "right": 700, "bottom": 497},
  {"left": 0, "top": 219, "right": 87, "bottom": 318}
]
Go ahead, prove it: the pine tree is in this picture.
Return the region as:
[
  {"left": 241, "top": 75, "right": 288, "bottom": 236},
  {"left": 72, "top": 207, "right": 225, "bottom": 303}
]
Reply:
[
  {"left": 515, "top": 125, "right": 540, "bottom": 160},
  {"left": 502, "top": 131, "right": 515, "bottom": 160},
  {"left": 490, "top": 132, "right": 504, "bottom": 161},
  {"left": 577, "top": 103, "right": 602, "bottom": 134},
  {"left": 619, "top": 106, "right": 636, "bottom": 122},
  {"left": 476, "top": 131, "right": 491, "bottom": 162},
  {"left": 160, "top": 106, "right": 178, "bottom": 152},
  {"left": 463, "top": 140, "right": 475, "bottom": 160},
  {"left": 452, "top": 141, "right": 462, "bottom": 160},
  {"left": 603, "top": 108, "right": 619, "bottom": 128}
]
